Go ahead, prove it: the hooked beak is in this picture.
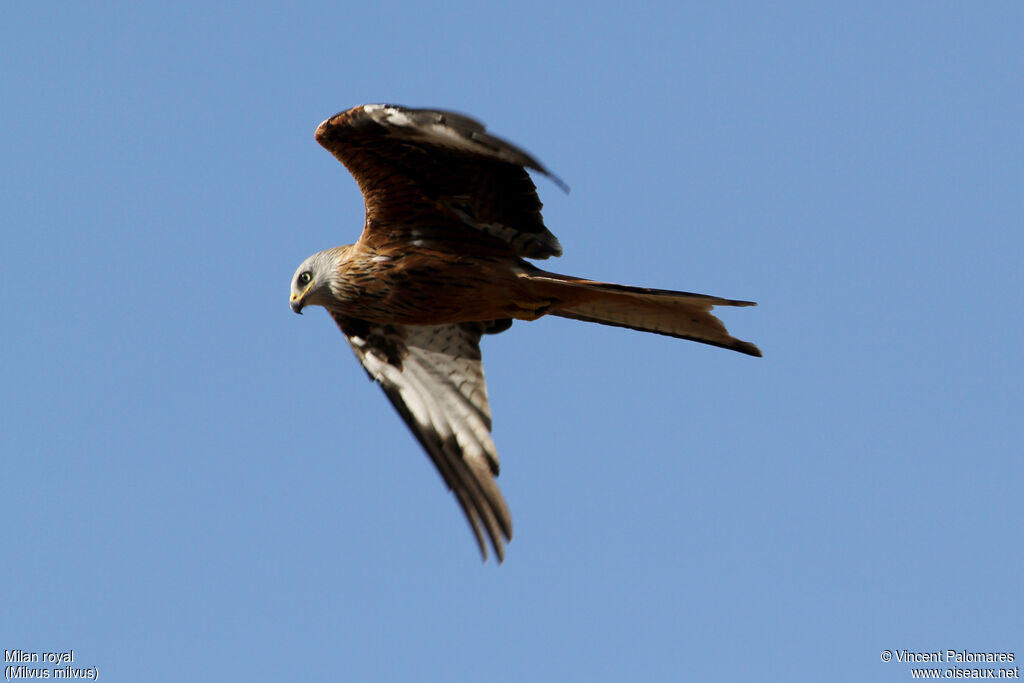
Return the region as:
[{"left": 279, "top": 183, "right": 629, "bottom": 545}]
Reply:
[{"left": 291, "top": 277, "right": 315, "bottom": 314}]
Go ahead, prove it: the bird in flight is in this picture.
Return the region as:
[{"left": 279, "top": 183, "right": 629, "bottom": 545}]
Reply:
[{"left": 290, "top": 104, "right": 760, "bottom": 562}]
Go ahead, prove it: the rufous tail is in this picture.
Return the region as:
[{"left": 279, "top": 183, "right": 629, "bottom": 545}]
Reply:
[{"left": 525, "top": 272, "right": 762, "bottom": 357}]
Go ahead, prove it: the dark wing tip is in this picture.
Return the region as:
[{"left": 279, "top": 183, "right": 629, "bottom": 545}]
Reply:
[
  {"left": 537, "top": 167, "right": 570, "bottom": 194},
  {"left": 734, "top": 340, "right": 763, "bottom": 357}
]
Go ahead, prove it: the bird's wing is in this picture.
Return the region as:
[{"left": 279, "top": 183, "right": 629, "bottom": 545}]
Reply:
[
  {"left": 332, "top": 314, "right": 513, "bottom": 561},
  {"left": 315, "top": 103, "right": 566, "bottom": 259}
]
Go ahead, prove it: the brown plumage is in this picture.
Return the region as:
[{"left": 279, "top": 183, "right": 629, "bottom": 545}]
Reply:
[{"left": 289, "top": 104, "right": 760, "bottom": 562}]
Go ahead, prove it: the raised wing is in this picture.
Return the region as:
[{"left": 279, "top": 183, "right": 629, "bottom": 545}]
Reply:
[
  {"left": 332, "top": 315, "right": 513, "bottom": 561},
  {"left": 315, "top": 104, "right": 566, "bottom": 259}
]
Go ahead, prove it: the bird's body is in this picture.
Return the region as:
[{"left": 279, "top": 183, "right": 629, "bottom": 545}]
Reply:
[
  {"left": 290, "top": 104, "right": 761, "bottom": 561},
  {"left": 309, "top": 244, "right": 541, "bottom": 325}
]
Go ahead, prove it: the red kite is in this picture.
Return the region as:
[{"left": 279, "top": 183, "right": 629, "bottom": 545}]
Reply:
[{"left": 290, "top": 104, "right": 760, "bottom": 561}]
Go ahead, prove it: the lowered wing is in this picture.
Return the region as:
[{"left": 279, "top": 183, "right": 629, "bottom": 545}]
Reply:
[{"left": 332, "top": 315, "right": 513, "bottom": 561}]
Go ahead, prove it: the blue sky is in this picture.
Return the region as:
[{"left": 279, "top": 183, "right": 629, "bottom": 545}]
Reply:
[{"left": 3, "top": 2, "right": 1022, "bottom": 681}]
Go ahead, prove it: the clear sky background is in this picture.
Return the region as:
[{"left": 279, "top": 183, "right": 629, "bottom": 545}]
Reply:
[{"left": 3, "top": 3, "right": 1022, "bottom": 681}]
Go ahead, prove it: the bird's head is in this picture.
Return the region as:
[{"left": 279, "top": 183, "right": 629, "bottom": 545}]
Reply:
[{"left": 289, "top": 248, "right": 344, "bottom": 314}]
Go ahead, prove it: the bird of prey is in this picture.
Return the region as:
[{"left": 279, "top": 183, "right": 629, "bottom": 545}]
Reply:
[{"left": 290, "top": 104, "right": 760, "bottom": 562}]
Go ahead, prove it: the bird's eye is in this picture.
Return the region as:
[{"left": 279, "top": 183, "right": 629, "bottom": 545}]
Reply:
[{"left": 297, "top": 271, "right": 312, "bottom": 287}]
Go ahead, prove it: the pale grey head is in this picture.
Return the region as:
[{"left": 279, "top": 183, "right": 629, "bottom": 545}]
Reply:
[{"left": 289, "top": 247, "right": 345, "bottom": 314}]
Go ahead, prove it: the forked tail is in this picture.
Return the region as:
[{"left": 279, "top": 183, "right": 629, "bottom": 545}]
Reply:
[{"left": 525, "top": 272, "right": 762, "bottom": 357}]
